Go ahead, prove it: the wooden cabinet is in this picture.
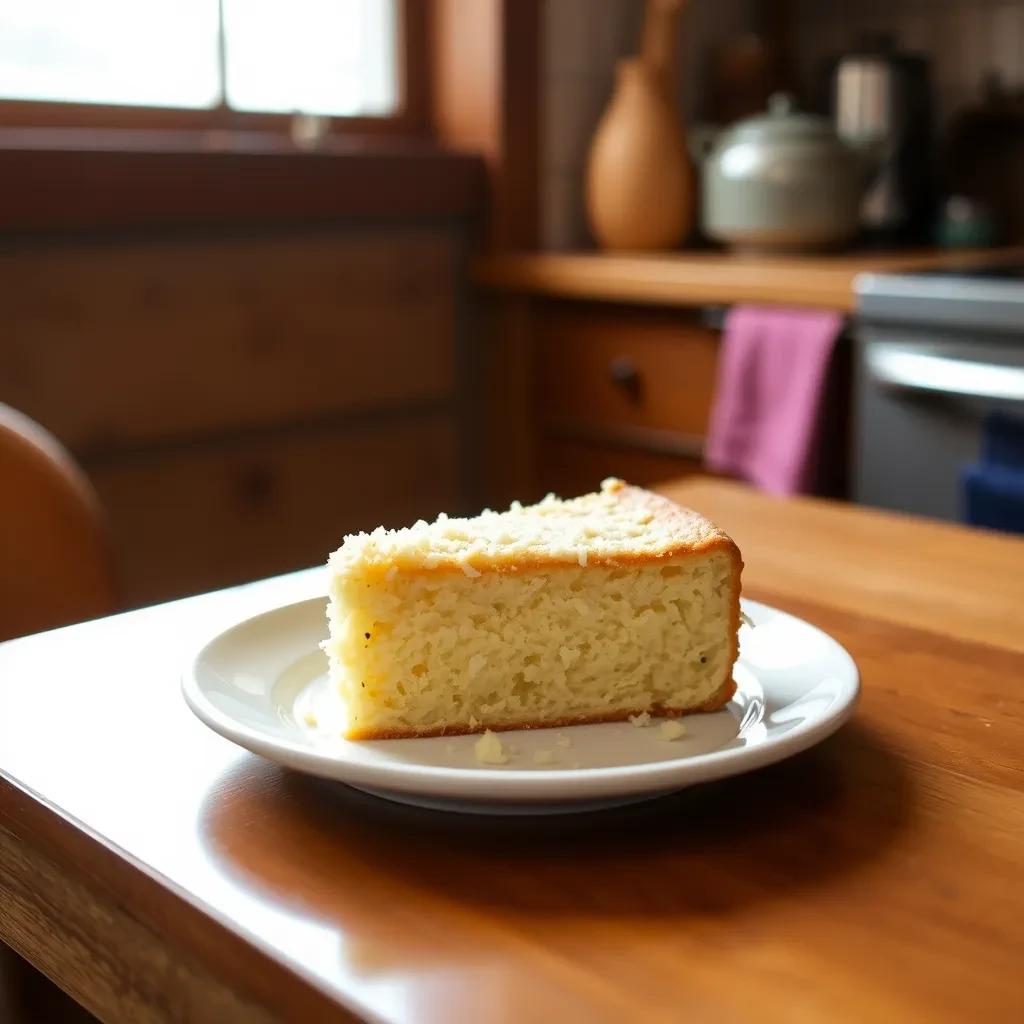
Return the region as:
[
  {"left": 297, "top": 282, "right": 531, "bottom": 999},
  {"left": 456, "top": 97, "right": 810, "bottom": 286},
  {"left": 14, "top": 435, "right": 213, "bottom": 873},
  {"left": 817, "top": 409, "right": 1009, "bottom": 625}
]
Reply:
[
  {"left": 537, "top": 303, "right": 718, "bottom": 441},
  {"left": 537, "top": 438, "right": 703, "bottom": 499},
  {"left": 0, "top": 231, "right": 455, "bottom": 452},
  {"left": 477, "top": 249, "right": 961, "bottom": 504},
  {"left": 90, "top": 416, "right": 457, "bottom": 605},
  {"left": 532, "top": 301, "right": 718, "bottom": 496},
  {"left": 0, "top": 227, "right": 464, "bottom": 606}
]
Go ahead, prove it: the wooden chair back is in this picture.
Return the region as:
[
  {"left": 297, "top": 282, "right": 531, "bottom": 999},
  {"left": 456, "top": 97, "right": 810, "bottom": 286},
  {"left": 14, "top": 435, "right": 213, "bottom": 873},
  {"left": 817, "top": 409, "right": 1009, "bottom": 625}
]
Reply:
[{"left": 0, "top": 403, "right": 117, "bottom": 642}]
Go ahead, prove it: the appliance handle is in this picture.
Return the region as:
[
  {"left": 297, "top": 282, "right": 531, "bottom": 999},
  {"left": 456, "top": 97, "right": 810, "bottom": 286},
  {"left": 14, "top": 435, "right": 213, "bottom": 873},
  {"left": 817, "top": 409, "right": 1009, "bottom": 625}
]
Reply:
[{"left": 865, "top": 345, "right": 1024, "bottom": 404}]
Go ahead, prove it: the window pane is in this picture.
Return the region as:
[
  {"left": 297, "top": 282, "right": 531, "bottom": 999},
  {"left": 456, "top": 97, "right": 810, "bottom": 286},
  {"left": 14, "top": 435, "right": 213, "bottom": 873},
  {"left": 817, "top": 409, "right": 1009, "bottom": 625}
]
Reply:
[
  {"left": 223, "top": 0, "right": 398, "bottom": 116},
  {"left": 0, "top": 1, "right": 220, "bottom": 109}
]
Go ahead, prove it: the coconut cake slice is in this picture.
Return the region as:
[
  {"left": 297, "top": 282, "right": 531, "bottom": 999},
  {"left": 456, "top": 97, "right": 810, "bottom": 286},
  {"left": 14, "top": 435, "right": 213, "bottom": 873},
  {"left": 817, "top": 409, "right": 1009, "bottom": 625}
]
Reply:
[{"left": 324, "top": 478, "right": 742, "bottom": 740}]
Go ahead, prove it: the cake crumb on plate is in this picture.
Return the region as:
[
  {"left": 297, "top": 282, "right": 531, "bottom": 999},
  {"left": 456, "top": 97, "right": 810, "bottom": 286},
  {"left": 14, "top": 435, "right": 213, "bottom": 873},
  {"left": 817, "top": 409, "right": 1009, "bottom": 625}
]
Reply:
[
  {"left": 474, "top": 730, "right": 508, "bottom": 765},
  {"left": 658, "top": 720, "right": 687, "bottom": 741},
  {"left": 629, "top": 712, "right": 652, "bottom": 728}
]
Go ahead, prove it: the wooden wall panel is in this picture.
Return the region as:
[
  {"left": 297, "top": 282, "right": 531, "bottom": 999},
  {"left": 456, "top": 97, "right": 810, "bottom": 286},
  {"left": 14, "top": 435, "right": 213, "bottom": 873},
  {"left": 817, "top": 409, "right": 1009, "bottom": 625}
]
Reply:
[
  {"left": 0, "top": 229, "right": 455, "bottom": 454},
  {"left": 0, "top": 224, "right": 466, "bottom": 608},
  {"left": 481, "top": 297, "right": 537, "bottom": 508},
  {"left": 88, "top": 415, "right": 458, "bottom": 607},
  {"left": 431, "top": 0, "right": 539, "bottom": 248}
]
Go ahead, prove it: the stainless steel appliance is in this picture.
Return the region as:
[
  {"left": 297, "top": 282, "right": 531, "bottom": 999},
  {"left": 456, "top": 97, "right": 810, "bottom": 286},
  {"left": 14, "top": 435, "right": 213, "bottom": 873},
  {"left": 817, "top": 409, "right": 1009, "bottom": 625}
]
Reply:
[
  {"left": 832, "top": 42, "right": 933, "bottom": 243},
  {"left": 854, "top": 265, "right": 1024, "bottom": 521}
]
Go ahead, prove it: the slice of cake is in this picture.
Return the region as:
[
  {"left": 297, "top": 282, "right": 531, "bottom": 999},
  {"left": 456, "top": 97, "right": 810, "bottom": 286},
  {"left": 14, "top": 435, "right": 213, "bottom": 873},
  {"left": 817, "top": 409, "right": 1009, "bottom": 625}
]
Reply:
[{"left": 324, "top": 479, "right": 742, "bottom": 740}]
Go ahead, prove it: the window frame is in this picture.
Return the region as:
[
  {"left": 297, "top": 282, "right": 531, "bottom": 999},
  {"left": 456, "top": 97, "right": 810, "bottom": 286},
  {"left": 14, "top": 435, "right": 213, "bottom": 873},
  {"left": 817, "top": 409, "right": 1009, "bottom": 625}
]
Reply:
[
  {"left": 0, "top": 0, "right": 541, "bottom": 239},
  {"left": 0, "top": 0, "right": 428, "bottom": 138}
]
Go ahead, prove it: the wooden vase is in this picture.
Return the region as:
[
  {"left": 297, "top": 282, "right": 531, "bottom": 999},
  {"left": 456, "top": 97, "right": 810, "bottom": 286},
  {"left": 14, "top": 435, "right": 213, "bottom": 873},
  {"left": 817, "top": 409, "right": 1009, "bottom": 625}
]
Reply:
[{"left": 584, "top": 2, "right": 693, "bottom": 251}]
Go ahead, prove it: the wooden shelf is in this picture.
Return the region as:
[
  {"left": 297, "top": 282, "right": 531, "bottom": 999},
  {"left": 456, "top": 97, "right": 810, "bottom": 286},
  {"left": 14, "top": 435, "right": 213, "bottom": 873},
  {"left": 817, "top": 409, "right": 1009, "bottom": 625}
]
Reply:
[{"left": 473, "top": 247, "right": 1024, "bottom": 312}]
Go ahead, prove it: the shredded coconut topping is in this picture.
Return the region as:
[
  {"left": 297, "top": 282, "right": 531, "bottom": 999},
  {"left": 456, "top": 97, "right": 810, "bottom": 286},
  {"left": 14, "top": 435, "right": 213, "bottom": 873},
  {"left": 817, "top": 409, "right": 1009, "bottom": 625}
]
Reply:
[{"left": 329, "top": 479, "right": 723, "bottom": 575}]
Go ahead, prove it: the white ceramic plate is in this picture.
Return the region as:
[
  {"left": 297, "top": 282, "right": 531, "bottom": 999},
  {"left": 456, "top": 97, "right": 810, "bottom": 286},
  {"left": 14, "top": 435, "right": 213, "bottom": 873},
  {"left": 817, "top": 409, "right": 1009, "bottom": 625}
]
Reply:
[{"left": 182, "top": 597, "right": 858, "bottom": 814}]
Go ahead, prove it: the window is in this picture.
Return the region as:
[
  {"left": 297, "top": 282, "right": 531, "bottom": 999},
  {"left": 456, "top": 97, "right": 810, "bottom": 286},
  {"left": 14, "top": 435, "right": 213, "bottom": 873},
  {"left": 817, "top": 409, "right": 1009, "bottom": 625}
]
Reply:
[{"left": 0, "top": 0, "right": 399, "bottom": 119}]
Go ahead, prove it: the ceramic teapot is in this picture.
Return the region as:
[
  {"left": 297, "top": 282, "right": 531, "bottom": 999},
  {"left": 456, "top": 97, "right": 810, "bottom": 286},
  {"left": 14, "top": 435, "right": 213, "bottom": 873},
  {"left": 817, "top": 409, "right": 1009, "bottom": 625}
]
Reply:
[{"left": 699, "top": 93, "right": 881, "bottom": 252}]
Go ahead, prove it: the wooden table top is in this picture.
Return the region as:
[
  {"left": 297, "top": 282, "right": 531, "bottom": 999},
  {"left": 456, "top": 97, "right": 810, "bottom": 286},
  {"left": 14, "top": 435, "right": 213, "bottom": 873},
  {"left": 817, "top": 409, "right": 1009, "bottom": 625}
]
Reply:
[{"left": 2, "top": 480, "right": 1024, "bottom": 1023}]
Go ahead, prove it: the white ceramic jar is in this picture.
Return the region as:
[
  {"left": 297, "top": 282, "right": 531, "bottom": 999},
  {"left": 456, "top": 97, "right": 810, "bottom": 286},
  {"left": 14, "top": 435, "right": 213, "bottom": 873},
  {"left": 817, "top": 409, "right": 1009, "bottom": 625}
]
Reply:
[{"left": 701, "top": 94, "right": 876, "bottom": 253}]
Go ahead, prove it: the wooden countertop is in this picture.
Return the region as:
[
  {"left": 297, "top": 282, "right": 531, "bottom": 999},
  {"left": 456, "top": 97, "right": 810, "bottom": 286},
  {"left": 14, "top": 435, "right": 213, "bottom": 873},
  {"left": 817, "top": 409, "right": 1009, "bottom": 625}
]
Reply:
[
  {"left": 2, "top": 480, "right": 1024, "bottom": 1022},
  {"left": 474, "top": 247, "right": 1024, "bottom": 311}
]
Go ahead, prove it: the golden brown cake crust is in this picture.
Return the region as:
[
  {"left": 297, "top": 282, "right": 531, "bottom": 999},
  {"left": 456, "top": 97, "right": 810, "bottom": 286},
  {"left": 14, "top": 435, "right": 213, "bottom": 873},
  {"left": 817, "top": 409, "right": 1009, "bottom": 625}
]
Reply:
[
  {"left": 336, "top": 480, "right": 743, "bottom": 579},
  {"left": 480, "top": 484, "right": 739, "bottom": 572},
  {"left": 346, "top": 675, "right": 739, "bottom": 741}
]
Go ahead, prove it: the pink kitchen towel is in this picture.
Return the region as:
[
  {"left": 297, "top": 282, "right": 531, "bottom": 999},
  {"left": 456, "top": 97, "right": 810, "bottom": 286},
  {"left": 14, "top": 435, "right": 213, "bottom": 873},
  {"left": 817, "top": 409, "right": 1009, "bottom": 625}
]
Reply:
[{"left": 704, "top": 305, "right": 844, "bottom": 495}]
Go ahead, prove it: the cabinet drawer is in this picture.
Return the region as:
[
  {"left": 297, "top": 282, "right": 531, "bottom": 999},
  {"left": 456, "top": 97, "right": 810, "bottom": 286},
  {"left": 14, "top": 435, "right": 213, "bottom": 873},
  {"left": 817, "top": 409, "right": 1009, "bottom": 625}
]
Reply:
[
  {"left": 538, "top": 437, "right": 707, "bottom": 498},
  {"left": 88, "top": 415, "right": 458, "bottom": 607},
  {"left": 0, "top": 229, "right": 455, "bottom": 453},
  {"left": 536, "top": 304, "right": 719, "bottom": 443}
]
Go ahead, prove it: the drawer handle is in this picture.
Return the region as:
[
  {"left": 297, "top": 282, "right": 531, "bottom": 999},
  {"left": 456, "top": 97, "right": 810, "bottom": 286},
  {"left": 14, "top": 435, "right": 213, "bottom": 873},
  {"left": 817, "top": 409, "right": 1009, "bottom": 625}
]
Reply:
[
  {"left": 866, "top": 345, "right": 1024, "bottom": 404},
  {"left": 609, "top": 357, "right": 643, "bottom": 401}
]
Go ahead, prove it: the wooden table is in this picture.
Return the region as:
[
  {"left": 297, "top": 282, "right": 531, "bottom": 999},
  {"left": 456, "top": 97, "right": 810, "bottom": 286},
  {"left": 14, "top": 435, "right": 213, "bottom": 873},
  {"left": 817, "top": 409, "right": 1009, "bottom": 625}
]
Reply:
[{"left": 2, "top": 480, "right": 1023, "bottom": 1023}]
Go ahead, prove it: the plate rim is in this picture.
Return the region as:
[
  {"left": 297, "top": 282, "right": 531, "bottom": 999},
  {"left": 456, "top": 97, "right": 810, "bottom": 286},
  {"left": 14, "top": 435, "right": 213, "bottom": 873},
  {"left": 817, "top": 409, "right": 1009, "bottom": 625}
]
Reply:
[{"left": 181, "top": 596, "right": 859, "bottom": 802}]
